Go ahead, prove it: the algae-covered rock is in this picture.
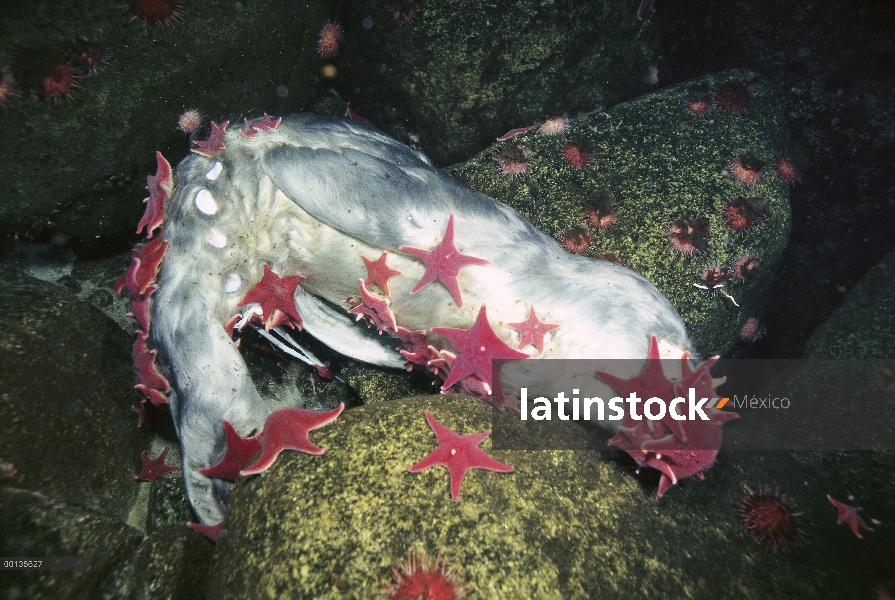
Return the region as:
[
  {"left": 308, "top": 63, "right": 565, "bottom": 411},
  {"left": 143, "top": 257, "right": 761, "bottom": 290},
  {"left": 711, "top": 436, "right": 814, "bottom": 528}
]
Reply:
[
  {"left": 99, "top": 528, "right": 214, "bottom": 600},
  {"left": 0, "top": 0, "right": 340, "bottom": 238},
  {"left": 805, "top": 247, "right": 895, "bottom": 359},
  {"left": 452, "top": 70, "right": 792, "bottom": 356},
  {"left": 340, "top": 0, "right": 660, "bottom": 165},
  {"left": 207, "top": 395, "right": 868, "bottom": 599},
  {"left": 0, "top": 264, "right": 149, "bottom": 520},
  {"left": 0, "top": 487, "right": 143, "bottom": 600}
]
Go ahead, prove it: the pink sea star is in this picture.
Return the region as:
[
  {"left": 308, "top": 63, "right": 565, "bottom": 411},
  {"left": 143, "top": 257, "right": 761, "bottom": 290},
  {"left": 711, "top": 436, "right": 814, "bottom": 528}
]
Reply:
[
  {"left": 400, "top": 214, "right": 488, "bottom": 308},
  {"left": 192, "top": 120, "right": 229, "bottom": 157},
  {"left": 200, "top": 420, "right": 261, "bottom": 481},
  {"left": 237, "top": 264, "right": 306, "bottom": 329},
  {"left": 347, "top": 279, "right": 397, "bottom": 334},
  {"left": 508, "top": 305, "right": 559, "bottom": 355},
  {"left": 432, "top": 304, "right": 528, "bottom": 392},
  {"left": 828, "top": 495, "right": 876, "bottom": 538},
  {"left": 136, "top": 151, "right": 172, "bottom": 238},
  {"left": 240, "top": 404, "right": 344, "bottom": 476},
  {"left": 241, "top": 112, "right": 282, "bottom": 136},
  {"left": 595, "top": 335, "right": 738, "bottom": 496},
  {"left": 362, "top": 252, "right": 401, "bottom": 296},
  {"left": 409, "top": 411, "right": 513, "bottom": 501},
  {"left": 132, "top": 331, "right": 171, "bottom": 392},
  {"left": 187, "top": 520, "right": 223, "bottom": 542},
  {"left": 134, "top": 447, "right": 180, "bottom": 482}
]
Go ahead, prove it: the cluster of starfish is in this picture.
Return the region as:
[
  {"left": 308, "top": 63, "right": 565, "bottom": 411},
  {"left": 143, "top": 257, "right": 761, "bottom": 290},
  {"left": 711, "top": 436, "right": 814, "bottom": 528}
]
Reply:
[
  {"left": 115, "top": 151, "right": 174, "bottom": 425},
  {"left": 594, "top": 335, "right": 739, "bottom": 497}
]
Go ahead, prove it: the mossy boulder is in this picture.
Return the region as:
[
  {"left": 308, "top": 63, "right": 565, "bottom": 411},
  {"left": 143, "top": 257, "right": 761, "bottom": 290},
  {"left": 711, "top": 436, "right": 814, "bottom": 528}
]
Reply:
[
  {"left": 98, "top": 528, "right": 214, "bottom": 600},
  {"left": 805, "top": 247, "right": 895, "bottom": 359},
  {"left": 0, "top": 0, "right": 341, "bottom": 238},
  {"left": 0, "top": 487, "right": 143, "bottom": 600},
  {"left": 452, "top": 70, "right": 792, "bottom": 356},
  {"left": 339, "top": 0, "right": 660, "bottom": 165},
  {"left": 0, "top": 264, "right": 149, "bottom": 520},
  {"left": 207, "top": 395, "right": 874, "bottom": 599}
]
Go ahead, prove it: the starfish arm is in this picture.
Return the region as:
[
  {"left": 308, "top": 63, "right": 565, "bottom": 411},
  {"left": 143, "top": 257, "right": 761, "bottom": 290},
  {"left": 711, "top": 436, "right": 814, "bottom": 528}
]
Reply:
[
  {"left": 199, "top": 420, "right": 261, "bottom": 481},
  {"left": 187, "top": 520, "right": 224, "bottom": 542},
  {"left": 241, "top": 405, "right": 343, "bottom": 476}
]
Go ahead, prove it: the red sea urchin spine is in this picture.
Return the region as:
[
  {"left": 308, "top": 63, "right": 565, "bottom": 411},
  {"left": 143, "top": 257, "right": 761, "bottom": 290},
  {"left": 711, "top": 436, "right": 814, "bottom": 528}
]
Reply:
[
  {"left": 774, "top": 157, "right": 800, "bottom": 185},
  {"left": 736, "top": 485, "right": 805, "bottom": 552},
  {"left": 318, "top": 21, "right": 344, "bottom": 58},
  {"left": 667, "top": 214, "right": 709, "bottom": 257},
  {"left": 560, "top": 139, "right": 593, "bottom": 169},
  {"left": 493, "top": 142, "right": 530, "bottom": 179},
  {"left": 126, "top": 0, "right": 184, "bottom": 28},
  {"left": 724, "top": 196, "right": 767, "bottom": 235},
  {"left": 383, "top": 554, "right": 472, "bottom": 600},
  {"left": 559, "top": 226, "right": 591, "bottom": 255}
]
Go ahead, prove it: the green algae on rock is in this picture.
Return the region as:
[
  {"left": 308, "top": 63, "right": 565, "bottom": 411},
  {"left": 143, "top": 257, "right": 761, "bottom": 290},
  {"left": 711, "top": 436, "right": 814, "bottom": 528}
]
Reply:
[
  {"left": 0, "top": 265, "right": 150, "bottom": 521},
  {"left": 206, "top": 395, "right": 871, "bottom": 600},
  {"left": 0, "top": 0, "right": 340, "bottom": 238},
  {"left": 450, "top": 70, "right": 793, "bottom": 356},
  {"left": 338, "top": 0, "right": 660, "bottom": 165}
]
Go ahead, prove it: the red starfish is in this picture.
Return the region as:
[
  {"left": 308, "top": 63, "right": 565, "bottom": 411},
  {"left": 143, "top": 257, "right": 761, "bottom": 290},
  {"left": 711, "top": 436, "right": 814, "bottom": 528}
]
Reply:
[
  {"left": 126, "top": 284, "right": 156, "bottom": 332},
  {"left": 237, "top": 264, "right": 305, "bottom": 329},
  {"left": 135, "top": 383, "right": 168, "bottom": 407},
  {"left": 400, "top": 214, "right": 489, "bottom": 308},
  {"left": 187, "top": 520, "right": 223, "bottom": 542},
  {"left": 133, "top": 401, "right": 147, "bottom": 428},
  {"left": 192, "top": 120, "right": 229, "bottom": 157},
  {"left": 241, "top": 113, "right": 282, "bottom": 136},
  {"left": 115, "top": 236, "right": 168, "bottom": 297},
  {"left": 828, "top": 495, "right": 875, "bottom": 538},
  {"left": 200, "top": 420, "right": 261, "bottom": 481},
  {"left": 432, "top": 304, "right": 528, "bottom": 392},
  {"left": 132, "top": 331, "right": 171, "bottom": 392},
  {"left": 409, "top": 411, "right": 513, "bottom": 501},
  {"left": 241, "top": 404, "right": 344, "bottom": 476},
  {"left": 134, "top": 447, "right": 180, "bottom": 482},
  {"left": 348, "top": 279, "right": 397, "bottom": 333},
  {"left": 362, "top": 252, "right": 401, "bottom": 296},
  {"left": 136, "top": 151, "right": 172, "bottom": 238},
  {"left": 507, "top": 305, "right": 559, "bottom": 355},
  {"left": 595, "top": 334, "right": 737, "bottom": 496}
]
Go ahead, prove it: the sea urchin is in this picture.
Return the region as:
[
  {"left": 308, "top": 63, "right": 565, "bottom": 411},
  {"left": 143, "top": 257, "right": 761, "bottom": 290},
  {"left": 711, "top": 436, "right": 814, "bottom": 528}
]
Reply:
[{"left": 736, "top": 485, "right": 806, "bottom": 552}]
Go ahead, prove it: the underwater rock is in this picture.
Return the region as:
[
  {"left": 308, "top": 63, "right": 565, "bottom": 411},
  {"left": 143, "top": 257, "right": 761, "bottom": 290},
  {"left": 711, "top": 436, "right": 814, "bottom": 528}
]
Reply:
[
  {"left": 0, "top": 264, "right": 149, "bottom": 521},
  {"left": 452, "top": 70, "right": 793, "bottom": 356},
  {"left": 805, "top": 247, "right": 895, "bottom": 359}
]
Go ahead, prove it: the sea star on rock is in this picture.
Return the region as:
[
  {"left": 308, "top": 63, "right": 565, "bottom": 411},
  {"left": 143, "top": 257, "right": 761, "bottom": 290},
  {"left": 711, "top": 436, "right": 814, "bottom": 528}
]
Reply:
[
  {"left": 828, "top": 495, "right": 875, "bottom": 538},
  {"left": 432, "top": 305, "right": 528, "bottom": 393},
  {"left": 508, "top": 305, "right": 559, "bottom": 355},
  {"left": 362, "top": 252, "right": 401, "bottom": 296},
  {"left": 400, "top": 214, "right": 488, "bottom": 308},
  {"left": 237, "top": 264, "right": 306, "bottom": 329},
  {"left": 192, "top": 120, "right": 229, "bottom": 157},
  {"left": 136, "top": 151, "right": 173, "bottom": 238},
  {"left": 240, "top": 404, "right": 344, "bottom": 476},
  {"left": 134, "top": 447, "right": 180, "bottom": 482},
  {"left": 409, "top": 411, "right": 513, "bottom": 501},
  {"left": 200, "top": 420, "right": 261, "bottom": 481}
]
